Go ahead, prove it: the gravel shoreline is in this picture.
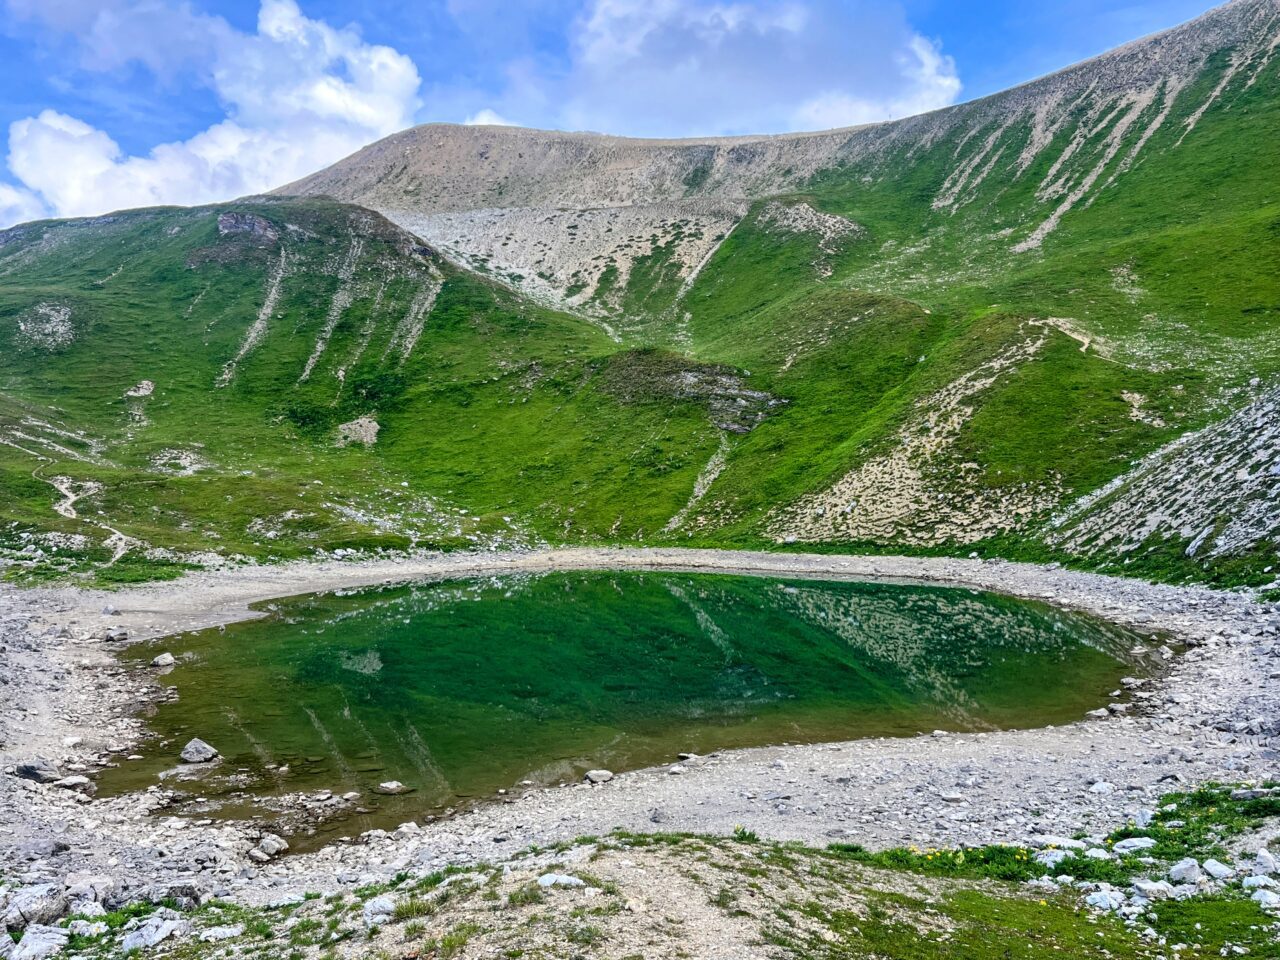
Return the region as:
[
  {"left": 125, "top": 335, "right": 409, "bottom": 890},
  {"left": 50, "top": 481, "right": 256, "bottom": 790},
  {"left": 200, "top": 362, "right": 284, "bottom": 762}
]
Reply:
[{"left": 2, "top": 548, "right": 1278, "bottom": 908}]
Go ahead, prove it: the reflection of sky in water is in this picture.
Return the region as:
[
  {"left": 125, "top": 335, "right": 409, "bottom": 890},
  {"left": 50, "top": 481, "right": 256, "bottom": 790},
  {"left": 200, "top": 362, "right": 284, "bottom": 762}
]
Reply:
[{"left": 102, "top": 572, "right": 1144, "bottom": 833}]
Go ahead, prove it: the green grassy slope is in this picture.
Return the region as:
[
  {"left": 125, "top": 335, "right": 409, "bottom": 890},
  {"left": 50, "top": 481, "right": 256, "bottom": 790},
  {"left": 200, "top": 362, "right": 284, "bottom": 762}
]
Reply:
[
  {"left": 1, "top": 5, "right": 1278, "bottom": 587},
  {"left": 0, "top": 200, "right": 742, "bottom": 577},
  {"left": 657, "top": 26, "right": 1280, "bottom": 587}
]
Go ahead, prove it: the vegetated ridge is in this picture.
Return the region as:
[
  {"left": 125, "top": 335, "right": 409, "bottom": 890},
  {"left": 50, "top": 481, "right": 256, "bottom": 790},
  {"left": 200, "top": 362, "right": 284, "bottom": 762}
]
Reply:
[{"left": 2, "top": 0, "right": 1279, "bottom": 588}]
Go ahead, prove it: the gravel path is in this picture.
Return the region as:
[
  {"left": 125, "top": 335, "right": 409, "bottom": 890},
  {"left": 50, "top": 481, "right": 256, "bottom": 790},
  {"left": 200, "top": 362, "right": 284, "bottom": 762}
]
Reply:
[{"left": 2, "top": 548, "right": 1278, "bottom": 906}]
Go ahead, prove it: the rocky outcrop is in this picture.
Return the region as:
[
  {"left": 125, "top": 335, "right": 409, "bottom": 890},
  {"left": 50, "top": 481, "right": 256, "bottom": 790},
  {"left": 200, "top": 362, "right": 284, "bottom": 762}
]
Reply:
[
  {"left": 216, "top": 212, "right": 280, "bottom": 244},
  {"left": 1048, "top": 384, "right": 1280, "bottom": 564}
]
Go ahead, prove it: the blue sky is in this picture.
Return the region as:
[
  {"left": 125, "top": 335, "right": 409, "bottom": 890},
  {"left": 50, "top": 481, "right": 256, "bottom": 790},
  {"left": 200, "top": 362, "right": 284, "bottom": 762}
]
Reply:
[{"left": 0, "top": 0, "right": 1216, "bottom": 226}]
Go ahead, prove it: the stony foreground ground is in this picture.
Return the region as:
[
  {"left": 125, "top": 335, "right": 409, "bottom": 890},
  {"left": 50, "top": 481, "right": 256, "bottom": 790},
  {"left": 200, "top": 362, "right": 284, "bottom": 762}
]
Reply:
[{"left": 1, "top": 548, "right": 1278, "bottom": 959}]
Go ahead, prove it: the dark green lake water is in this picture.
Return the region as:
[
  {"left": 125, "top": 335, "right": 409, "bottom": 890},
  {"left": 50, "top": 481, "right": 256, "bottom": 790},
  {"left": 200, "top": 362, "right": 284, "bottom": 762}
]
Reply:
[{"left": 100, "top": 571, "right": 1146, "bottom": 842}]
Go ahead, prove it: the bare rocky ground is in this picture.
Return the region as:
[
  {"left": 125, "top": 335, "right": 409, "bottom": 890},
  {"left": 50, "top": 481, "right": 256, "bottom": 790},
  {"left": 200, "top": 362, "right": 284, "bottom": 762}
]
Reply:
[{"left": 1, "top": 548, "right": 1278, "bottom": 955}]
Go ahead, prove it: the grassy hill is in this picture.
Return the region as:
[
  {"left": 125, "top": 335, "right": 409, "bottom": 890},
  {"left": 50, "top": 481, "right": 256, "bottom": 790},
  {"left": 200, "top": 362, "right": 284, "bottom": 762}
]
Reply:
[{"left": 2, "top": 1, "right": 1279, "bottom": 588}]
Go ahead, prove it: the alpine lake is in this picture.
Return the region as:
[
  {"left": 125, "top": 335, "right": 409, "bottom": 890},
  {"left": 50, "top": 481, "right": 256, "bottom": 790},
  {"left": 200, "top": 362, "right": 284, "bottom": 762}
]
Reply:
[{"left": 98, "top": 571, "right": 1154, "bottom": 848}]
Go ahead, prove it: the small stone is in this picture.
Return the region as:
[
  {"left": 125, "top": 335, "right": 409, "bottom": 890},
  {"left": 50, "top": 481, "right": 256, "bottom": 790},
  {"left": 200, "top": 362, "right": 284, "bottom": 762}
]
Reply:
[
  {"left": 362, "top": 895, "right": 395, "bottom": 926},
  {"left": 1088, "top": 781, "right": 1116, "bottom": 794},
  {"left": 1034, "top": 836, "right": 1087, "bottom": 850},
  {"left": 152, "top": 652, "right": 176, "bottom": 667},
  {"left": 374, "top": 781, "right": 411, "bottom": 795},
  {"left": 1203, "top": 859, "right": 1233, "bottom": 880},
  {"left": 1168, "top": 858, "right": 1200, "bottom": 884},
  {"left": 537, "top": 874, "right": 586, "bottom": 889},
  {"left": 584, "top": 769, "right": 614, "bottom": 784},
  {"left": 1113, "top": 837, "right": 1158, "bottom": 855}
]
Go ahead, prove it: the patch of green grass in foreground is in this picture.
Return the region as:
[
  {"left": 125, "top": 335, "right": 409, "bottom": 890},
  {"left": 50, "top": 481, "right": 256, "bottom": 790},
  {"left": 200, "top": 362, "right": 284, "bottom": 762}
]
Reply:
[{"left": 608, "top": 783, "right": 1280, "bottom": 958}]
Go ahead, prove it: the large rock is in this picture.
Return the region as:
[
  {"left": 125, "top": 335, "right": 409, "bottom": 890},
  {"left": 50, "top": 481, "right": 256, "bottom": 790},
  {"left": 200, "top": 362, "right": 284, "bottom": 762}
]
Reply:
[
  {"left": 1084, "top": 888, "right": 1126, "bottom": 911},
  {"left": 51, "top": 776, "right": 93, "bottom": 796},
  {"left": 1168, "top": 858, "right": 1200, "bottom": 884},
  {"left": 66, "top": 920, "right": 107, "bottom": 938},
  {"left": 584, "top": 769, "right": 614, "bottom": 784},
  {"left": 179, "top": 739, "right": 218, "bottom": 764},
  {"left": 14, "top": 760, "right": 61, "bottom": 784},
  {"left": 63, "top": 875, "right": 116, "bottom": 905},
  {"left": 257, "top": 834, "right": 289, "bottom": 857},
  {"left": 537, "top": 874, "right": 586, "bottom": 889},
  {"left": 200, "top": 925, "right": 244, "bottom": 942},
  {"left": 1256, "top": 847, "right": 1279, "bottom": 876},
  {"left": 3, "top": 885, "right": 66, "bottom": 930},
  {"left": 120, "top": 913, "right": 188, "bottom": 952},
  {"left": 10, "top": 925, "right": 68, "bottom": 960},
  {"left": 1253, "top": 889, "right": 1280, "bottom": 910},
  {"left": 1034, "top": 849, "right": 1073, "bottom": 868},
  {"left": 144, "top": 882, "right": 206, "bottom": 911},
  {"left": 1132, "top": 879, "right": 1175, "bottom": 900}
]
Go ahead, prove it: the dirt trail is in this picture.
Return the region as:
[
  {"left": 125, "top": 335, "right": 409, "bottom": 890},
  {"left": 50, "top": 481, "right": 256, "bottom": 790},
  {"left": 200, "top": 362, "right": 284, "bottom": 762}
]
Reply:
[{"left": 27, "top": 460, "right": 134, "bottom": 563}]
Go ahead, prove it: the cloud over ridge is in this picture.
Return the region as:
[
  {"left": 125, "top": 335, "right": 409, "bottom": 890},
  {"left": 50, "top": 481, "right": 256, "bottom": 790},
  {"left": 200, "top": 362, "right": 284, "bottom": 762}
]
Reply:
[{"left": 0, "top": 0, "right": 961, "bottom": 225}]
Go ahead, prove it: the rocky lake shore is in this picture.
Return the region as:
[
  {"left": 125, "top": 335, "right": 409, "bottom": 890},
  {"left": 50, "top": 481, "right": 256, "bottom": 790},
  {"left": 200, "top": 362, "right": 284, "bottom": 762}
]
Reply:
[{"left": 2, "top": 548, "right": 1279, "bottom": 957}]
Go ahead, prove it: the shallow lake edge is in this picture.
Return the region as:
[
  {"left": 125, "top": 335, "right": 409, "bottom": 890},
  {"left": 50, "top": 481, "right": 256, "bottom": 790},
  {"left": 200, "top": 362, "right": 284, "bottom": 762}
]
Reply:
[{"left": 3, "top": 547, "right": 1274, "bottom": 905}]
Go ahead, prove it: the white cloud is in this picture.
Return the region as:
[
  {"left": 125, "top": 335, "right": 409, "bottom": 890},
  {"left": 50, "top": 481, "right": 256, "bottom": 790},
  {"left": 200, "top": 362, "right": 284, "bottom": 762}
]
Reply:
[
  {"left": 0, "top": 0, "right": 964, "bottom": 226},
  {"left": 793, "top": 35, "right": 961, "bottom": 128},
  {"left": 474, "top": 0, "right": 962, "bottom": 138},
  {"left": 2, "top": 0, "right": 421, "bottom": 225},
  {"left": 0, "top": 182, "right": 46, "bottom": 227},
  {"left": 463, "top": 109, "right": 515, "bottom": 126}
]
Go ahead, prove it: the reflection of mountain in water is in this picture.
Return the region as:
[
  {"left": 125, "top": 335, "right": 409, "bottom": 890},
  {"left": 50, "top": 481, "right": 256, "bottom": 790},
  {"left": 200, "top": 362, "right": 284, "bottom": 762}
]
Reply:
[
  {"left": 101, "top": 572, "right": 1140, "bottom": 826},
  {"left": 661, "top": 577, "right": 1141, "bottom": 728}
]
